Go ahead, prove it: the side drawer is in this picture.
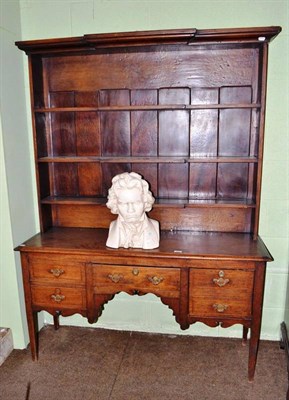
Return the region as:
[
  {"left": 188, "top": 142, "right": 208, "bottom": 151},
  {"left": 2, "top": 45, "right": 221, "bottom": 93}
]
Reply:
[
  {"left": 189, "top": 268, "right": 254, "bottom": 318},
  {"left": 93, "top": 265, "right": 180, "bottom": 297},
  {"left": 28, "top": 253, "right": 85, "bottom": 284},
  {"left": 31, "top": 286, "right": 86, "bottom": 309}
]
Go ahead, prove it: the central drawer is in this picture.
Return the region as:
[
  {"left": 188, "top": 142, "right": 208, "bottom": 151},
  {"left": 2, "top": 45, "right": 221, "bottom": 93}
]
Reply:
[{"left": 93, "top": 265, "right": 180, "bottom": 297}]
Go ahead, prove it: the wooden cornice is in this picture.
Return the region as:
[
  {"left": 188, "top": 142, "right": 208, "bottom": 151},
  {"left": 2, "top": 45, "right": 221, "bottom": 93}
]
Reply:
[{"left": 15, "top": 26, "right": 281, "bottom": 55}]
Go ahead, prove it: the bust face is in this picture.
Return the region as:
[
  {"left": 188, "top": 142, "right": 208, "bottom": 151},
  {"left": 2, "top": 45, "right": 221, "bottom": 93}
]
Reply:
[{"left": 117, "top": 187, "right": 145, "bottom": 223}]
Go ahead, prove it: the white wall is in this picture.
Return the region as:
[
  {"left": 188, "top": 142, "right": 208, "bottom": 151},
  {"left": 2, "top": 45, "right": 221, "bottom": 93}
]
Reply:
[{"left": 1, "top": 0, "right": 288, "bottom": 347}]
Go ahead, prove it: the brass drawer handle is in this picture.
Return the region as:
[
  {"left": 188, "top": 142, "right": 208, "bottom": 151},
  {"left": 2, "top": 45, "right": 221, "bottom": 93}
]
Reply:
[
  {"left": 148, "top": 276, "right": 164, "bottom": 285},
  {"left": 213, "top": 303, "right": 228, "bottom": 313},
  {"left": 213, "top": 270, "right": 230, "bottom": 287},
  {"left": 108, "top": 273, "right": 123, "bottom": 283},
  {"left": 51, "top": 289, "right": 65, "bottom": 303},
  {"left": 49, "top": 268, "right": 65, "bottom": 278}
]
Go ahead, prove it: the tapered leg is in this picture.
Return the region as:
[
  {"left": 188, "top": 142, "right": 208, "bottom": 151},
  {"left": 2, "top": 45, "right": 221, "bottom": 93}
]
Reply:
[
  {"left": 21, "top": 254, "right": 39, "bottom": 360},
  {"left": 26, "top": 311, "right": 39, "bottom": 360},
  {"left": 248, "top": 263, "right": 266, "bottom": 381}
]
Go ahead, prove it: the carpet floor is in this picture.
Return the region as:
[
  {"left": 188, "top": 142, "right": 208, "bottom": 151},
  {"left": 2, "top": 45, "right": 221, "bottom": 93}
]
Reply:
[{"left": 0, "top": 325, "right": 287, "bottom": 400}]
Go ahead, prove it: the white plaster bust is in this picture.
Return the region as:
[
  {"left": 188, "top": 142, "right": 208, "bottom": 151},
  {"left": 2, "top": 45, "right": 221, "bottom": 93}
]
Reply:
[{"left": 106, "top": 172, "right": 160, "bottom": 249}]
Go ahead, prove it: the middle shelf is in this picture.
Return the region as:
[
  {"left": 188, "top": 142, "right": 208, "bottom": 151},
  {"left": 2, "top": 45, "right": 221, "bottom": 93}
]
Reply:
[{"left": 41, "top": 196, "right": 256, "bottom": 208}]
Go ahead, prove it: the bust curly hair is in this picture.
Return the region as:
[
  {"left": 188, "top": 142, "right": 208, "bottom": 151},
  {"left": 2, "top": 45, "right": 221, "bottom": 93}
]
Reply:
[{"left": 106, "top": 172, "right": 155, "bottom": 215}]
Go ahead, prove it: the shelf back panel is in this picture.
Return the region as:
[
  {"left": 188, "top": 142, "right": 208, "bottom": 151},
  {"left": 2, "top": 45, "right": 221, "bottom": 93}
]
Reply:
[
  {"left": 51, "top": 203, "right": 253, "bottom": 233},
  {"left": 44, "top": 46, "right": 259, "bottom": 91}
]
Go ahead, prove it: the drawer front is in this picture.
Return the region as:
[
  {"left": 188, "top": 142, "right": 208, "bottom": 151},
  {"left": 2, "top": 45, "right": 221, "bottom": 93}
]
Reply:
[
  {"left": 189, "top": 269, "right": 254, "bottom": 318},
  {"left": 31, "top": 286, "right": 86, "bottom": 309},
  {"left": 28, "top": 254, "right": 85, "bottom": 284},
  {"left": 93, "top": 265, "right": 180, "bottom": 297}
]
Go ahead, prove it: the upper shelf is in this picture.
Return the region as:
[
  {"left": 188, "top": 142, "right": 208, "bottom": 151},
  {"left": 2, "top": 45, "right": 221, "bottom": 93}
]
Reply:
[
  {"left": 34, "top": 103, "right": 261, "bottom": 113},
  {"left": 15, "top": 26, "right": 282, "bottom": 55},
  {"left": 38, "top": 156, "right": 259, "bottom": 164}
]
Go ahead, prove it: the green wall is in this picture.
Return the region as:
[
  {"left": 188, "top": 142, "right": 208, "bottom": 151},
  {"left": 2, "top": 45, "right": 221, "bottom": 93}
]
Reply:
[{"left": 0, "top": 0, "right": 38, "bottom": 348}]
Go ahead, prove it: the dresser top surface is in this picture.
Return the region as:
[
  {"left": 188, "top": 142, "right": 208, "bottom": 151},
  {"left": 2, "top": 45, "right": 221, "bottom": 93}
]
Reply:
[{"left": 16, "top": 227, "right": 272, "bottom": 262}]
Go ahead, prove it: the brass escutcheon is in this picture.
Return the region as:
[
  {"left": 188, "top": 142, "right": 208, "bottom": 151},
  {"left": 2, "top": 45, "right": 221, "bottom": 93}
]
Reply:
[
  {"left": 50, "top": 268, "right": 65, "bottom": 277},
  {"left": 148, "top": 276, "right": 164, "bottom": 285},
  {"left": 213, "top": 270, "right": 230, "bottom": 287},
  {"left": 132, "top": 268, "right": 139, "bottom": 276},
  {"left": 213, "top": 303, "right": 228, "bottom": 313},
  {"left": 108, "top": 273, "right": 123, "bottom": 283}
]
